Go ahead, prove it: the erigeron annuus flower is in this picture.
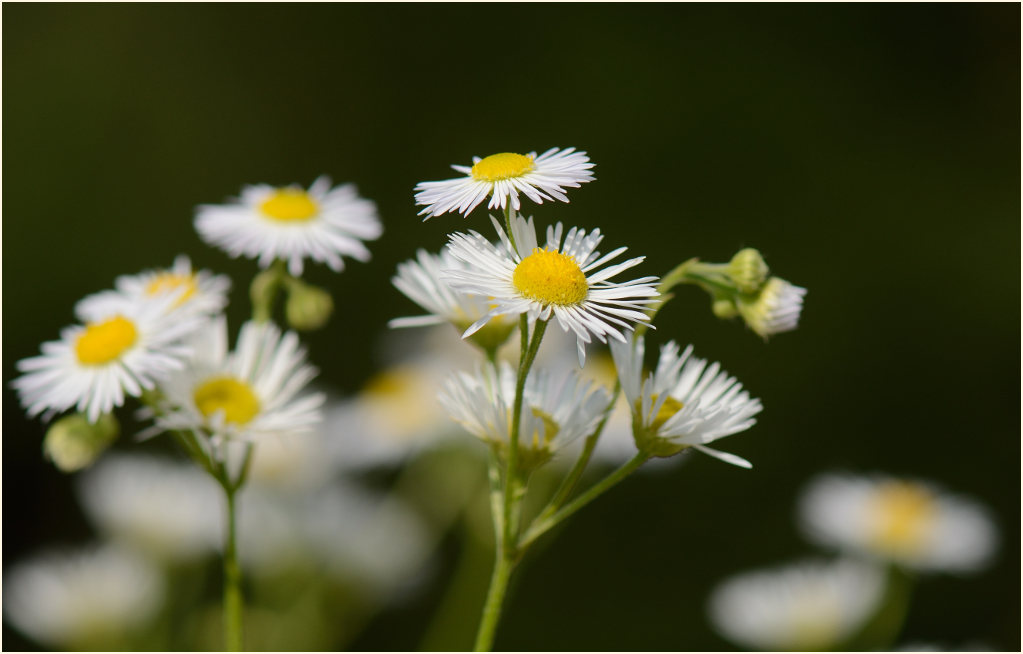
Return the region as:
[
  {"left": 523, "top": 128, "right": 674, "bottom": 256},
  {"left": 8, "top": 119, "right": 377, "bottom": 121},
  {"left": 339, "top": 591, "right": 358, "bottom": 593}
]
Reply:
[
  {"left": 737, "top": 276, "right": 807, "bottom": 338},
  {"left": 439, "top": 361, "right": 610, "bottom": 470},
  {"left": 12, "top": 294, "right": 198, "bottom": 423},
  {"left": 414, "top": 147, "right": 595, "bottom": 219},
  {"left": 707, "top": 558, "right": 885, "bottom": 651},
  {"left": 156, "top": 317, "right": 324, "bottom": 443},
  {"left": 610, "top": 336, "right": 762, "bottom": 468},
  {"left": 76, "top": 255, "right": 230, "bottom": 323},
  {"left": 389, "top": 247, "right": 517, "bottom": 351},
  {"left": 195, "top": 175, "right": 382, "bottom": 277},
  {"left": 445, "top": 214, "right": 659, "bottom": 366},
  {"left": 798, "top": 473, "right": 998, "bottom": 573},
  {"left": 2, "top": 543, "right": 165, "bottom": 649},
  {"left": 77, "top": 454, "right": 222, "bottom": 562}
]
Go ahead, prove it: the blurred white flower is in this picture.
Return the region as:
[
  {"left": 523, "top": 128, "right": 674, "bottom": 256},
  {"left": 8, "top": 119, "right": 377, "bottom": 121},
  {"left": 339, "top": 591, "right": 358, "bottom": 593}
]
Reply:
[
  {"left": 75, "top": 254, "right": 230, "bottom": 324},
  {"left": 3, "top": 543, "right": 164, "bottom": 649},
  {"left": 76, "top": 453, "right": 222, "bottom": 562},
  {"left": 708, "top": 557, "right": 885, "bottom": 651},
  {"left": 322, "top": 327, "right": 471, "bottom": 471},
  {"left": 195, "top": 176, "right": 382, "bottom": 277},
  {"left": 799, "top": 473, "right": 998, "bottom": 573}
]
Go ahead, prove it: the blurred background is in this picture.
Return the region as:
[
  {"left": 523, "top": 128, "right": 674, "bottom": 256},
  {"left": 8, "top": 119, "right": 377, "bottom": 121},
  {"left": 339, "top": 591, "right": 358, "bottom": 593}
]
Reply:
[{"left": 3, "top": 3, "right": 1018, "bottom": 651}]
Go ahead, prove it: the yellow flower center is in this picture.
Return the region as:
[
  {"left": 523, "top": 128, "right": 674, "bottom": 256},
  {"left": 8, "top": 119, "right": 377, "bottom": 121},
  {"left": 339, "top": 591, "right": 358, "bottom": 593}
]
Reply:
[
  {"left": 869, "top": 481, "right": 936, "bottom": 555},
  {"left": 145, "top": 272, "right": 198, "bottom": 307},
  {"left": 640, "top": 393, "right": 685, "bottom": 432},
  {"left": 471, "top": 152, "right": 535, "bottom": 182},
  {"left": 528, "top": 407, "right": 560, "bottom": 450},
  {"left": 193, "top": 377, "right": 261, "bottom": 426},
  {"left": 259, "top": 189, "right": 319, "bottom": 222},
  {"left": 512, "top": 248, "right": 588, "bottom": 306},
  {"left": 75, "top": 316, "right": 138, "bottom": 365}
]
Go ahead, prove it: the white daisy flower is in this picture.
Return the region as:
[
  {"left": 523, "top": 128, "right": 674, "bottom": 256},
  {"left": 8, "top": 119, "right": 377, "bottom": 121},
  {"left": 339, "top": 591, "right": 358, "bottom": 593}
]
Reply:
[
  {"left": 12, "top": 294, "right": 197, "bottom": 423},
  {"left": 156, "top": 317, "right": 324, "bottom": 443},
  {"left": 445, "top": 213, "right": 659, "bottom": 366},
  {"left": 195, "top": 175, "right": 382, "bottom": 277},
  {"left": 76, "top": 454, "right": 222, "bottom": 562},
  {"left": 737, "top": 276, "right": 807, "bottom": 338},
  {"left": 2, "top": 543, "right": 164, "bottom": 649},
  {"left": 798, "top": 473, "right": 998, "bottom": 573},
  {"left": 708, "top": 558, "right": 885, "bottom": 651},
  {"left": 76, "top": 255, "right": 230, "bottom": 323},
  {"left": 439, "top": 361, "right": 610, "bottom": 470},
  {"left": 389, "top": 247, "right": 517, "bottom": 350},
  {"left": 414, "top": 147, "right": 595, "bottom": 219},
  {"left": 610, "top": 336, "right": 762, "bottom": 468}
]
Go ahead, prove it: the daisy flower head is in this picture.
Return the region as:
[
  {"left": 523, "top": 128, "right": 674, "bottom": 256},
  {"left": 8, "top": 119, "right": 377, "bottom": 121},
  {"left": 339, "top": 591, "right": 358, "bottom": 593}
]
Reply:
[
  {"left": 708, "top": 557, "right": 885, "bottom": 651},
  {"left": 737, "top": 276, "right": 807, "bottom": 339},
  {"left": 414, "top": 147, "right": 595, "bottom": 219},
  {"left": 798, "top": 473, "right": 998, "bottom": 573},
  {"left": 610, "top": 336, "right": 762, "bottom": 468},
  {"left": 195, "top": 176, "right": 382, "bottom": 277},
  {"left": 439, "top": 361, "right": 610, "bottom": 471},
  {"left": 12, "top": 294, "right": 197, "bottom": 423},
  {"left": 445, "top": 213, "right": 660, "bottom": 366},
  {"left": 156, "top": 317, "right": 324, "bottom": 444},
  {"left": 76, "top": 255, "right": 230, "bottom": 323},
  {"left": 2, "top": 543, "right": 164, "bottom": 650},
  {"left": 389, "top": 247, "right": 517, "bottom": 351}
]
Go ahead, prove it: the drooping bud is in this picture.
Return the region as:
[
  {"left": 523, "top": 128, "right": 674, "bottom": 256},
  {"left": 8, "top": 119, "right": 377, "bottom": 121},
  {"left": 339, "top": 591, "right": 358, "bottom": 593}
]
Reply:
[
  {"left": 285, "top": 281, "right": 334, "bottom": 331},
  {"left": 727, "top": 248, "right": 770, "bottom": 295},
  {"left": 43, "top": 413, "right": 119, "bottom": 472},
  {"left": 737, "top": 277, "right": 807, "bottom": 339}
]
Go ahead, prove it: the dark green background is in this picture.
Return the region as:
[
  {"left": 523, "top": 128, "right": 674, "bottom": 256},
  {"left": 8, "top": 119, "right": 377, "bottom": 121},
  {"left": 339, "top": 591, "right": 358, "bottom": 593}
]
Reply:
[{"left": 3, "top": 3, "right": 1019, "bottom": 651}]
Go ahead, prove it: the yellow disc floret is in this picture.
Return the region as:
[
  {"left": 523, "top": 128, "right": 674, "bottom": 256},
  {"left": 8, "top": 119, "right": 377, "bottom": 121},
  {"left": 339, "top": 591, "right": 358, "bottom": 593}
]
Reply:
[
  {"left": 647, "top": 394, "right": 685, "bottom": 433},
  {"left": 869, "top": 481, "right": 936, "bottom": 555},
  {"left": 193, "top": 376, "right": 261, "bottom": 426},
  {"left": 146, "top": 272, "right": 198, "bottom": 307},
  {"left": 260, "top": 188, "right": 319, "bottom": 222},
  {"left": 75, "top": 316, "right": 138, "bottom": 365},
  {"left": 471, "top": 153, "right": 536, "bottom": 182},
  {"left": 512, "top": 248, "right": 588, "bottom": 306}
]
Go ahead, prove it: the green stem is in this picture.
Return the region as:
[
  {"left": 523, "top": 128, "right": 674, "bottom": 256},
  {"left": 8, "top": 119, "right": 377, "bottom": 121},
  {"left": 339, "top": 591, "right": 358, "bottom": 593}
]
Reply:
[
  {"left": 519, "top": 452, "right": 650, "bottom": 550},
  {"left": 540, "top": 379, "right": 622, "bottom": 518},
  {"left": 503, "top": 206, "right": 518, "bottom": 252},
  {"left": 252, "top": 259, "right": 287, "bottom": 322},
  {"left": 473, "top": 549, "right": 515, "bottom": 652},
  {"left": 221, "top": 484, "right": 243, "bottom": 652}
]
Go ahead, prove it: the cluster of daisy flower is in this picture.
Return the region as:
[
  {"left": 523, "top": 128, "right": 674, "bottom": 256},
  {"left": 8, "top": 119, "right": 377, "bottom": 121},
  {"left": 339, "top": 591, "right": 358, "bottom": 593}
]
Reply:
[
  {"left": 10, "top": 175, "right": 383, "bottom": 650},
  {"left": 707, "top": 472, "right": 998, "bottom": 651},
  {"left": 397, "top": 147, "right": 808, "bottom": 649}
]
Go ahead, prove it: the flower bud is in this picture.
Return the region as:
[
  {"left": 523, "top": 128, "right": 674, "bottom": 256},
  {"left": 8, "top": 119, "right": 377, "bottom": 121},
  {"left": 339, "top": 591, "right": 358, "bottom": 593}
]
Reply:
[
  {"left": 285, "top": 282, "right": 334, "bottom": 331},
  {"left": 43, "top": 413, "right": 119, "bottom": 472},
  {"left": 728, "top": 248, "right": 770, "bottom": 295},
  {"left": 737, "top": 277, "right": 807, "bottom": 339},
  {"left": 712, "top": 297, "right": 739, "bottom": 320}
]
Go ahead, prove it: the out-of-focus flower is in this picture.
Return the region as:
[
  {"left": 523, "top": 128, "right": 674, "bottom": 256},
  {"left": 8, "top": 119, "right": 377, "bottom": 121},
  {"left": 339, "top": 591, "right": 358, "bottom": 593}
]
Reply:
[
  {"left": 75, "top": 255, "right": 230, "bottom": 324},
  {"left": 445, "top": 214, "right": 659, "bottom": 366},
  {"left": 798, "top": 473, "right": 998, "bottom": 573},
  {"left": 440, "top": 361, "right": 610, "bottom": 471},
  {"left": 76, "top": 454, "right": 222, "bottom": 562},
  {"left": 390, "top": 247, "right": 517, "bottom": 352},
  {"left": 321, "top": 327, "right": 472, "bottom": 471},
  {"left": 195, "top": 176, "right": 382, "bottom": 277},
  {"left": 3, "top": 543, "right": 165, "bottom": 649},
  {"left": 707, "top": 558, "right": 885, "bottom": 651},
  {"left": 414, "top": 147, "right": 595, "bottom": 219},
  {"left": 12, "top": 293, "right": 197, "bottom": 423},
  {"left": 611, "top": 336, "right": 761, "bottom": 467},
  {"left": 156, "top": 317, "right": 324, "bottom": 444}
]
